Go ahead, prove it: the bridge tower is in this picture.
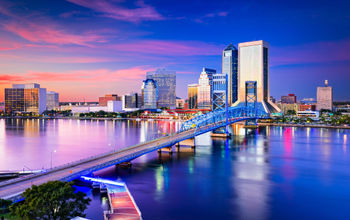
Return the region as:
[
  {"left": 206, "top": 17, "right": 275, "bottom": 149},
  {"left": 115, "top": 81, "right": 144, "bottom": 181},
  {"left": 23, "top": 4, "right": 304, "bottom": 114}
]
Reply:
[
  {"left": 245, "top": 81, "right": 258, "bottom": 127},
  {"left": 211, "top": 73, "right": 230, "bottom": 136}
]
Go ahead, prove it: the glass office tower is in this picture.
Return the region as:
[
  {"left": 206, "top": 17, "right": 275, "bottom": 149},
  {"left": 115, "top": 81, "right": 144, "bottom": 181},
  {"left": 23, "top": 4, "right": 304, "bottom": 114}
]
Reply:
[
  {"left": 222, "top": 44, "right": 238, "bottom": 105},
  {"left": 146, "top": 68, "right": 176, "bottom": 109},
  {"left": 142, "top": 79, "right": 158, "bottom": 109},
  {"left": 235, "top": 40, "right": 279, "bottom": 113},
  {"left": 188, "top": 84, "right": 198, "bottom": 109},
  {"left": 5, "top": 83, "right": 47, "bottom": 114}
]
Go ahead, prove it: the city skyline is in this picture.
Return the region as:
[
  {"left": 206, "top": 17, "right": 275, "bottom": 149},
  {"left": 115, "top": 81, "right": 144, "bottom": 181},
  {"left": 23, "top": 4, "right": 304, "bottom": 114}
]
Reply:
[{"left": 0, "top": 0, "right": 349, "bottom": 101}]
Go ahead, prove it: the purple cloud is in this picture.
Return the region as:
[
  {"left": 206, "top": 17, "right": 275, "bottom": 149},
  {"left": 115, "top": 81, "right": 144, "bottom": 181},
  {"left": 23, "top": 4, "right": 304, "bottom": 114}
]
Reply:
[{"left": 66, "top": 0, "right": 164, "bottom": 23}]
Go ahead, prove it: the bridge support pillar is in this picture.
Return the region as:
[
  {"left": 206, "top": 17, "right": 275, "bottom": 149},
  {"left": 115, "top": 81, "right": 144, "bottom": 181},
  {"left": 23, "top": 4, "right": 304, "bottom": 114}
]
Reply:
[
  {"left": 177, "top": 138, "right": 195, "bottom": 149},
  {"left": 158, "top": 146, "right": 173, "bottom": 154}
]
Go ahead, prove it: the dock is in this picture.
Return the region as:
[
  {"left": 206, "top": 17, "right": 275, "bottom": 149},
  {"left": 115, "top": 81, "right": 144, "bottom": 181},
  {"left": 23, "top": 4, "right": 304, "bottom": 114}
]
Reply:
[{"left": 104, "top": 184, "right": 142, "bottom": 220}]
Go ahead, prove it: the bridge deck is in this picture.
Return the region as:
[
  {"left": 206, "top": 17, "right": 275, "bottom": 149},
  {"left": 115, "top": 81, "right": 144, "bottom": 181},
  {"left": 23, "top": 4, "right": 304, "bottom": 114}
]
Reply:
[{"left": 0, "top": 129, "right": 194, "bottom": 200}]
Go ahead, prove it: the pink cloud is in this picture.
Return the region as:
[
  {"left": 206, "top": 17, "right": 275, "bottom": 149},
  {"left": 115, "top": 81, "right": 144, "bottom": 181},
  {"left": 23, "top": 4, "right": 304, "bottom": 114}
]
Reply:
[
  {"left": 66, "top": 0, "right": 164, "bottom": 23},
  {"left": 0, "top": 66, "right": 152, "bottom": 84},
  {"left": 3, "top": 22, "right": 106, "bottom": 46},
  {"left": 271, "top": 38, "right": 350, "bottom": 66},
  {"left": 112, "top": 40, "right": 222, "bottom": 56}
]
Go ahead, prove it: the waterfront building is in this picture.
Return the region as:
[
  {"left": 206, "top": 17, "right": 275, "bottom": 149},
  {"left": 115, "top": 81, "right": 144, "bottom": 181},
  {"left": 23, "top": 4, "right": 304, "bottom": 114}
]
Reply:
[
  {"left": 188, "top": 84, "right": 199, "bottom": 109},
  {"left": 142, "top": 79, "right": 158, "bottom": 109},
  {"left": 70, "top": 101, "right": 122, "bottom": 115},
  {"left": 99, "top": 94, "right": 120, "bottom": 106},
  {"left": 317, "top": 80, "right": 333, "bottom": 111},
  {"left": 5, "top": 83, "right": 47, "bottom": 114},
  {"left": 176, "top": 97, "right": 185, "bottom": 109},
  {"left": 222, "top": 44, "right": 238, "bottom": 105},
  {"left": 281, "top": 94, "right": 297, "bottom": 104},
  {"left": 212, "top": 73, "right": 227, "bottom": 111},
  {"left": 198, "top": 68, "right": 216, "bottom": 109},
  {"left": 122, "top": 93, "right": 142, "bottom": 111},
  {"left": 46, "top": 91, "right": 59, "bottom": 110},
  {"left": 146, "top": 68, "right": 176, "bottom": 109},
  {"left": 234, "top": 40, "right": 280, "bottom": 113}
]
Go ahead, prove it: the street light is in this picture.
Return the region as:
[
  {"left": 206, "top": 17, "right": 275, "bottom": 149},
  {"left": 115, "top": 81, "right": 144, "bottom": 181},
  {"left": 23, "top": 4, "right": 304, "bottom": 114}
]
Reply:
[{"left": 51, "top": 150, "right": 56, "bottom": 169}]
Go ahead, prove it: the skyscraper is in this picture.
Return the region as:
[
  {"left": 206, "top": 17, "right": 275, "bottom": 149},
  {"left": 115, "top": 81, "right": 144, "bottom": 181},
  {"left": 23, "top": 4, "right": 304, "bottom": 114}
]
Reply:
[
  {"left": 146, "top": 68, "right": 176, "bottom": 109},
  {"left": 5, "top": 83, "right": 47, "bottom": 114},
  {"left": 317, "top": 80, "right": 333, "bottom": 111},
  {"left": 188, "top": 84, "right": 198, "bottom": 109},
  {"left": 142, "top": 79, "right": 158, "bottom": 109},
  {"left": 46, "top": 91, "right": 59, "bottom": 110},
  {"left": 197, "top": 68, "right": 216, "bottom": 109},
  {"left": 234, "top": 40, "right": 279, "bottom": 113},
  {"left": 222, "top": 44, "right": 238, "bottom": 105}
]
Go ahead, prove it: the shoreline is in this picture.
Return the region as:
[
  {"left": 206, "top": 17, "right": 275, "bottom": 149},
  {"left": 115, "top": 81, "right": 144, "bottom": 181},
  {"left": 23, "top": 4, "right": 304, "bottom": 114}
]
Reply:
[
  {"left": 0, "top": 116, "right": 185, "bottom": 122},
  {"left": 259, "top": 122, "right": 350, "bottom": 129}
]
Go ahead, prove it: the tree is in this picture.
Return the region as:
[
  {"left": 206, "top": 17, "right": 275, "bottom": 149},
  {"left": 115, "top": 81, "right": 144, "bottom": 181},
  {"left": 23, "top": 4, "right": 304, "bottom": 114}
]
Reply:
[
  {"left": 10, "top": 181, "right": 91, "bottom": 220},
  {"left": 0, "top": 199, "right": 12, "bottom": 214}
]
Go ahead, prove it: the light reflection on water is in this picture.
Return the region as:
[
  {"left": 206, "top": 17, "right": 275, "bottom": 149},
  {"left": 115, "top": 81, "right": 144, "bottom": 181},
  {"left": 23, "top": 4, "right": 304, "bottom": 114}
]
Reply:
[{"left": 1, "top": 119, "right": 350, "bottom": 219}]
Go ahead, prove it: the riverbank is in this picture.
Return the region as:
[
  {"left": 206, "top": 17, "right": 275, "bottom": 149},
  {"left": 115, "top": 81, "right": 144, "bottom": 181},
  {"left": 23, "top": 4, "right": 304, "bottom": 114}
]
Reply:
[{"left": 259, "top": 122, "right": 350, "bottom": 129}]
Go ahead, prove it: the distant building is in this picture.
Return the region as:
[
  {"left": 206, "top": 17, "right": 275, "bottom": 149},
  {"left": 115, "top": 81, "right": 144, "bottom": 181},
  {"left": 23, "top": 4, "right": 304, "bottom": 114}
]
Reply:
[
  {"left": 71, "top": 101, "right": 122, "bottom": 114},
  {"left": 281, "top": 94, "right": 297, "bottom": 104},
  {"left": 234, "top": 40, "right": 280, "bottom": 113},
  {"left": 176, "top": 97, "right": 185, "bottom": 109},
  {"left": 270, "top": 96, "right": 276, "bottom": 103},
  {"left": 299, "top": 104, "right": 316, "bottom": 111},
  {"left": 99, "top": 94, "right": 120, "bottom": 106},
  {"left": 222, "top": 44, "right": 238, "bottom": 105},
  {"left": 46, "top": 91, "right": 59, "bottom": 110},
  {"left": 317, "top": 80, "right": 333, "bottom": 111},
  {"left": 300, "top": 98, "right": 316, "bottom": 104},
  {"left": 198, "top": 68, "right": 216, "bottom": 109},
  {"left": 142, "top": 79, "right": 158, "bottom": 109},
  {"left": 146, "top": 68, "right": 176, "bottom": 109},
  {"left": 188, "top": 84, "right": 198, "bottom": 109},
  {"left": 122, "top": 93, "right": 142, "bottom": 111},
  {"left": 276, "top": 103, "right": 299, "bottom": 114},
  {"left": 5, "top": 83, "right": 47, "bottom": 114}
]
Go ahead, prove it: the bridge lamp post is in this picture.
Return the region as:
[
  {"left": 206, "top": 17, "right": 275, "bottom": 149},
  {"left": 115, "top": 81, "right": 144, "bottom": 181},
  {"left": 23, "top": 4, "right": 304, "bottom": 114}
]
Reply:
[{"left": 51, "top": 150, "right": 57, "bottom": 169}]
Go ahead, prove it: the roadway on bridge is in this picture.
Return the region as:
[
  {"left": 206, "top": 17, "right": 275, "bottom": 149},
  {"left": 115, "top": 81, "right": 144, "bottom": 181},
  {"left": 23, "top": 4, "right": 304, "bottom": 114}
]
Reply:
[{"left": 0, "top": 129, "right": 194, "bottom": 200}]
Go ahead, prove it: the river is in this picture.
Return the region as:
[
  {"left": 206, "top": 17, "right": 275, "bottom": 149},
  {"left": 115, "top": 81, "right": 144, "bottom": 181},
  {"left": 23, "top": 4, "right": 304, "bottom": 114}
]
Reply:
[{"left": 0, "top": 118, "right": 349, "bottom": 219}]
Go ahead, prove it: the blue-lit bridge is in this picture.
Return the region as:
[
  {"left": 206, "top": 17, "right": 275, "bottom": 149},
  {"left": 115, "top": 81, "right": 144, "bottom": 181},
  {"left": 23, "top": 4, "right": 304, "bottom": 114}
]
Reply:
[{"left": 0, "top": 106, "right": 268, "bottom": 200}]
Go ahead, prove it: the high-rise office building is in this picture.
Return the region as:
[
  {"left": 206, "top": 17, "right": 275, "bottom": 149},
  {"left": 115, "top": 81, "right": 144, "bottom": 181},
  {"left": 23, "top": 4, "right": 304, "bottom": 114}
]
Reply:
[
  {"left": 234, "top": 40, "right": 279, "bottom": 113},
  {"left": 188, "top": 84, "right": 198, "bottom": 109},
  {"left": 317, "top": 80, "right": 333, "bottom": 111},
  {"left": 281, "top": 94, "right": 297, "bottom": 104},
  {"left": 146, "top": 68, "right": 176, "bottom": 109},
  {"left": 222, "top": 44, "right": 238, "bottom": 105},
  {"left": 46, "top": 91, "right": 59, "bottom": 110},
  {"left": 122, "top": 93, "right": 142, "bottom": 109},
  {"left": 142, "top": 79, "right": 158, "bottom": 109},
  {"left": 5, "top": 83, "right": 47, "bottom": 114},
  {"left": 197, "top": 68, "right": 216, "bottom": 109}
]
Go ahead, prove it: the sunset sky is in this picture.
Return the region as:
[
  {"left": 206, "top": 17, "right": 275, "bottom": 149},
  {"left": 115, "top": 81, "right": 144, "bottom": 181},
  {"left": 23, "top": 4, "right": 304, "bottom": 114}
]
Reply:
[{"left": 0, "top": 0, "right": 349, "bottom": 101}]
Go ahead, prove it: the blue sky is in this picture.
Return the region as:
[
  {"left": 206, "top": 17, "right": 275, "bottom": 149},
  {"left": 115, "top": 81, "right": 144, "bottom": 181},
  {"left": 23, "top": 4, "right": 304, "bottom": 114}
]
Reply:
[{"left": 0, "top": 0, "right": 349, "bottom": 101}]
